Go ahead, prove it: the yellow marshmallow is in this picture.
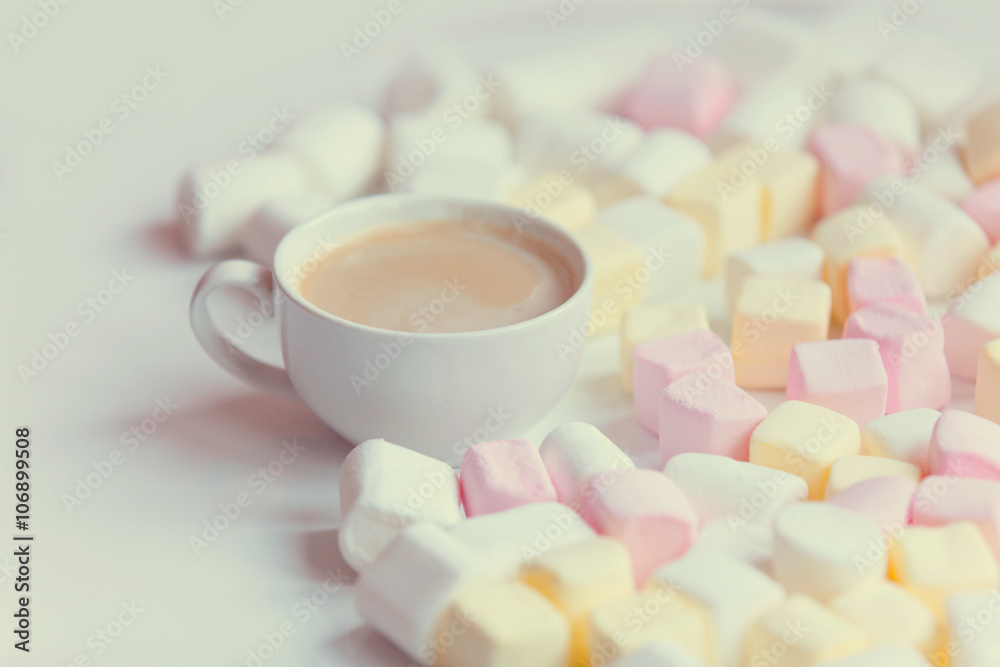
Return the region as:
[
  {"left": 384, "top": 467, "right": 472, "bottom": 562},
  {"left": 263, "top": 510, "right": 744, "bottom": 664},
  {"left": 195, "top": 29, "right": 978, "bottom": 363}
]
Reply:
[
  {"left": 976, "top": 339, "right": 1000, "bottom": 426},
  {"left": 889, "top": 522, "right": 1000, "bottom": 618},
  {"left": 437, "top": 578, "right": 569, "bottom": 667},
  {"left": 744, "top": 595, "right": 869, "bottom": 667},
  {"left": 812, "top": 206, "right": 905, "bottom": 323},
  {"left": 520, "top": 537, "right": 634, "bottom": 666},
  {"left": 731, "top": 277, "right": 832, "bottom": 390},
  {"left": 619, "top": 303, "right": 710, "bottom": 393},
  {"left": 750, "top": 400, "right": 860, "bottom": 500},
  {"left": 506, "top": 173, "right": 597, "bottom": 232},
  {"left": 576, "top": 226, "right": 645, "bottom": 336},
  {"left": 830, "top": 581, "right": 941, "bottom": 655},
  {"left": 965, "top": 98, "right": 1000, "bottom": 184},
  {"left": 824, "top": 455, "right": 922, "bottom": 500}
]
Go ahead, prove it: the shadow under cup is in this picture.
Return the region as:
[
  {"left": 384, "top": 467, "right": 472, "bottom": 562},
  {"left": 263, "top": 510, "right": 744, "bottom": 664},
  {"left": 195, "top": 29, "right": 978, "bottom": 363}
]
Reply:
[{"left": 272, "top": 194, "right": 594, "bottom": 464}]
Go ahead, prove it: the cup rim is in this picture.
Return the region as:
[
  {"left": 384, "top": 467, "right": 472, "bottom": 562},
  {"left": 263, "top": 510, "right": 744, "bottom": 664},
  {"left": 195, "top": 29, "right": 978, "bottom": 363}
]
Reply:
[{"left": 272, "top": 193, "right": 594, "bottom": 339}]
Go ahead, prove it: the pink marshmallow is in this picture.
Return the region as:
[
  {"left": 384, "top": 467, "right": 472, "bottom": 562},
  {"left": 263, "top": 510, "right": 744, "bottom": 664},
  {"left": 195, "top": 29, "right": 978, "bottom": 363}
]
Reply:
[
  {"left": 786, "top": 339, "right": 889, "bottom": 427},
  {"left": 847, "top": 257, "right": 927, "bottom": 317},
  {"left": 620, "top": 56, "right": 739, "bottom": 138},
  {"left": 962, "top": 178, "right": 1000, "bottom": 244},
  {"left": 927, "top": 409, "right": 1000, "bottom": 481},
  {"left": 659, "top": 373, "right": 767, "bottom": 463},
  {"left": 633, "top": 329, "right": 735, "bottom": 435},
  {"left": 585, "top": 469, "right": 698, "bottom": 586},
  {"left": 459, "top": 439, "right": 557, "bottom": 517},
  {"left": 843, "top": 305, "right": 951, "bottom": 413},
  {"left": 912, "top": 475, "right": 1000, "bottom": 561},
  {"left": 828, "top": 475, "right": 916, "bottom": 535},
  {"left": 808, "top": 123, "right": 904, "bottom": 215}
]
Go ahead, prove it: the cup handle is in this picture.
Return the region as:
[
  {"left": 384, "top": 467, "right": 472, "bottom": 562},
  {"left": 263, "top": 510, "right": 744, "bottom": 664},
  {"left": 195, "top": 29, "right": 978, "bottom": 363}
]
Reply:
[{"left": 189, "top": 259, "right": 299, "bottom": 400}]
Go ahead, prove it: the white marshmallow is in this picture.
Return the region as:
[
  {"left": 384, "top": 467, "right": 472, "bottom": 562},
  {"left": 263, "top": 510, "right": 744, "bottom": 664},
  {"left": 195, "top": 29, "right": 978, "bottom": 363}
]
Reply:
[
  {"left": 856, "top": 178, "right": 989, "bottom": 300},
  {"left": 818, "top": 647, "right": 931, "bottom": 667},
  {"left": 713, "top": 83, "right": 816, "bottom": 150},
  {"left": 944, "top": 272, "right": 1000, "bottom": 380},
  {"left": 946, "top": 590, "right": 1000, "bottom": 667},
  {"left": 595, "top": 197, "right": 706, "bottom": 296},
  {"left": 872, "top": 37, "right": 982, "bottom": 126},
  {"left": 915, "top": 147, "right": 974, "bottom": 202},
  {"left": 177, "top": 151, "right": 308, "bottom": 257},
  {"left": 276, "top": 104, "right": 384, "bottom": 200},
  {"left": 449, "top": 502, "right": 595, "bottom": 578},
  {"left": 239, "top": 193, "right": 332, "bottom": 265},
  {"left": 538, "top": 423, "right": 634, "bottom": 512},
  {"left": 515, "top": 111, "right": 643, "bottom": 180},
  {"left": 355, "top": 523, "right": 495, "bottom": 665},
  {"left": 725, "top": 238, "right": 825, "bottom": 313},
  {"left": 387, "top": 115, "right": 513, "bottom": 183},
  {"left": 611, "top": 641, "right": 710, "bottom": 667},
  {"left": 613, "top": 129, "right": 713, "bottom": 199},
  {"left": 687, "top": 518, "right": 774, "bottom": 575},
  {"left": 402, "top": 160, "right": 524, "bottom": 202},
  {"left": 829, "top": 78, "right": 921, "bottom": 154},
  {"left": 649, "top": 551, "right": 785, "bottom": 667},
  {"left": 663, "top": 454, "right": 809, "bottom": 530},
  {"left": 860, "top": 408, "right": 941, "bottom": 474},
  {"left": 338, "top": 439, "right": 462, "bottom": 573},
  {"left": 382, "top": 42, "right": 490, "bottom": 119},
  {"left": 773, "top": 502, "right": 886, "bottom": 601}
]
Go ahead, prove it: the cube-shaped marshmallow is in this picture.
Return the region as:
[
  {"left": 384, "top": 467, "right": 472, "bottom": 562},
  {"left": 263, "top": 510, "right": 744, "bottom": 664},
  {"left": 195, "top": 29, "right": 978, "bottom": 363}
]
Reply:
[
  {"left": 589, "top": 590, "right": 710, "bottom": 663},
  {"left": 576, "top": 226, "right": 645, "bottom": 335},
  {"left": 847, "top": 257, "right": 927, "bottom": 317},
  {"left": 977, "top": 339, "right": 1000, "bottom": 425},
  {"left": 725, "top": 238, "right": 824, "bottom": 313},
  {"left": 912, "top": 476, "right": 1000, "bottom": 562},
  {"left": 539, "top": 423, "right": 635, "bottom": 512},
  {"left": 945, "top": 590, "right": 1000, "bottom": 667},
  {"left": 927, "top": 409, "right": 1000, "bottom": 481},
  {"left": 787, "top": 339, "right": 889, "bottom": 427},
  {"left": 505, "top": 173, "right": 597, "bottom": 232},
  {"left": 824, "top": 455, "right": 921, "bottom": 499},
  {"left": 459, "top": 439, "right": 557, "bottom": 517},
  {"left": 613, "top": 129, "right": 713, "bottom": 199},
  {"left": 829, "top": 581, "right": 938, "bottom": 654},
  {"left": 808, "top": 123, "right": 903, "bottom": 216},
  {"left": 944, "top": 272, "right": 1000, "bottom": 380},
  {"left": 620, "top": 303, "right": 709, "bottom": 393},
  {"left": 965, "top": 98, "right": 1000, "bottom": 184},
  {"left": 744, "top": 595, "right": 869, "bottom": 667},
  {"left": 827, "top": 475, "right": 917, "bottom": 535},
  {"left": 860, "top": 408, "right": 941, "bottom": 473},
  {"left": 828, "top": 78, "right": 920, "bottom": 154}
]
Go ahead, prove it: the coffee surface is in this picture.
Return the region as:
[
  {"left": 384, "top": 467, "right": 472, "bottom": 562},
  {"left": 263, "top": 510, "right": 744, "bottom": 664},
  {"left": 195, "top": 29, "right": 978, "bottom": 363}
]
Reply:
[{"left": 299, "top": 220, "right": 577, "bottom": 333}]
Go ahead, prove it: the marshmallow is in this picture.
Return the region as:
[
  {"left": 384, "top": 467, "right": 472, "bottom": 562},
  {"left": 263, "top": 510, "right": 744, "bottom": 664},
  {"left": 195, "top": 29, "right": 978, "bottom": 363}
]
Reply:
[
  {"left": 713, "top": 83, "right": 816, "bottom": 150},
  {"left": 277, "top": 104, "right": 384, "bottom": 200},
  {"left": 967, "top": 99, "right": 1000, "bottom": 184},
  {"left": 504, "top": 173, "right": 596, "bottom": 232},
  {"left": 731, "top": 276, "right": 832, "bottom": 390},
  {"left": 177, "top": 151, "right": 308, "bottom": 257},
  {"left": 239, "top": 193, "right": 332, "bottom": 264},
  {"left": 539, "top": 422, "right": 634, "bottom": 512},
  {"left": 808, "top": 123, "right": 904, "bottom": 216},
  {"left": 659, "top": 374, "right": 768, "bottom": 462},
  {"left": 750, "top": 400, "right": 861, "bottom": 500},
  {"left": 856, "top": 178, "right": 990, "bottom": 300},
  {"left": 338, "top": 439, "right": 462, "bottom": 572},
  {"left": 873, "top": 40, "right": 981, "bottom": 126},
  {"left": 520, "top": 537, "right": 634, "bottom": 665},
  {"left": 944, "top": 273, "right": 1000, "bottom": 380},
  {"left": 817, "top": 647, "right": 931, "bottom": 667},
  {"left": 388, "top": 115, "right": 513, "bottom": 179},
  {"left": 744, "top": 595, "right": 869, "bottom": 666},
  {"left": 725, "top": 238, "right": 824, "bottom": 313},
  {"left": 436, "top": 578, "right": 569, "bottom": 667},
  {"left": 843, "top": 305, "right": 952, "bottom": 413},
  {"left": 514, "top": 111, "right": 643, "bottom": 179},
  {"left": 588, "top": 590, "right": 710, "bottom": 663},
  {"left": 811, "top": 205, "right": 905, "bottom": 323},
  {"left": 450, "top": 502, "right": 595, "bottom": 578},
  {"left": 860, "top": 408, "right": 941, "bottom": 473},
  {"left": 586, "top": 469, "right": 698, "bottom": 586},
  {"left": 595, "top": 197, "right": 706, "bottom": 300},
  {"left": 663, "top": 453, "right": 808, "bottom": 529},
  {"left": 609, "top": 129, "right": 713, "bottom": 199},
  {"left": 668, "top": 160, "right": 763, "bottom": 275},
  {"left": 963, "top": 178, "right": 1000, "bottom": 244},
  {"left": 459, "top": 439, "right": 557, "bottom": 517},
  {"left": 945, "top": 590, "right": 1000, "bottom": 667},
  {"left": 978, "top": 339, "right": 1000, "bottom": 425},
  {"left": 846, "top": 257, "right": 927, "bottom": 317},
  {"left": 633, "top": 329, "right": 735, "bottom": 434},
  {"left": 912, "top": 476, "right": 1000, "bottom": 562},
  {"left": 927, "top": 409, "right": 1000, "bottom": 481},
  {"left": 718, "top": 143, "right": 820, "bottom": 241},
  {"left": 828, "top": 475, "right": 916, "bottom": 535},
  {"left": 824, "top": 455, "right": 921, "bottom": 500},
  {"left": 382, "top": 42, "right": 490, "bottom": 119},
  {"left": 576, "top": 225, "right": 645, "bottom": 335},
  {"left": 773, "top": 502, "right": 886, "bottom": 600},
  {"left": 611, "top": 641, "right": 710, "bottom": 667},
  {"left": 401, "top": 160, "right": 524, "bottom": 202},
  {"left": 621, "top": 56, "right": 739, "bottom": 138},
  {"left": 648, "top": 550, "right": 785, "bottom": 667},
  {"left": 918, "top": 147, "right": 975, "bottom": 202},
  {"left": 620, "top": 303, "right": 709, "bottom": 394},
  {"left": 355, "top": 523, "right": 494, "bottom": 664},
  {"left": 829, "top": 581, "right": 938, "bottom": 655},
  {"left": 828, "top": 78, "right": 921, "bottom": 154},
  {"left": 687, "top": 518, "right": 774, "bottom": 575},
  {"left": 787, "top": 339, "right": 889, "bottom": 428},
  {"left": 889, "top": 522, "right": 1000, "bottom": 617}
]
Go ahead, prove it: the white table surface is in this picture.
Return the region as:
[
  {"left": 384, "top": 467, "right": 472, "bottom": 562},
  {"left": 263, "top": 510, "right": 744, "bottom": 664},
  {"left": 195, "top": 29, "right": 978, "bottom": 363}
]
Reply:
[{"left": 0, "top": 0, "right": 995, "bottom": 665}]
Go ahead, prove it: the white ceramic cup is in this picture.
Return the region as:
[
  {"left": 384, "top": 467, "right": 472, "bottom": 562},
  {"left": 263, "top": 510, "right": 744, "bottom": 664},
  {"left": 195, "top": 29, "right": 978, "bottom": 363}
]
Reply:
[{"left": 190, "top": 194, "right": 593, "bottom": 464}]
